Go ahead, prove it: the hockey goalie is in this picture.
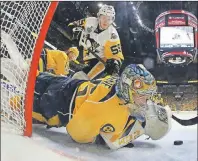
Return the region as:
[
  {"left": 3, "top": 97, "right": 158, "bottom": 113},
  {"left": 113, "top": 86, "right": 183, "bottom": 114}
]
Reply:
[{"left": 29, "top": 64, "right": 172, "bottom": 149}]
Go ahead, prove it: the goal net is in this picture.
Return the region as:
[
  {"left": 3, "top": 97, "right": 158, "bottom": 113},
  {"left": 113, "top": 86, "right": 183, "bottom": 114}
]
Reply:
[{"left": 1, "top": 1, "right": 58, "bottom": 136}]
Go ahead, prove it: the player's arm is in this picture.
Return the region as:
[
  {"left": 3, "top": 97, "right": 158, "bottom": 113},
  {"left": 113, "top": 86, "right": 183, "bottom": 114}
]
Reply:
[
  {"left": 46, "top": 49, "right": 69, "bottom": 75},
  {"left": 53, "top": 50, "right": 69, "bottom": 75},
  {"left": 74, "top": 76, "right": 114, "bottom": 110},
  {"left": 68, "top": 18, "right": 86, "bottom": 29},
  {"left": 104, "top": 29, "right": 124, "bottom": 61},
  {"left": 104, "top": 30, "right": 124, "bottom": 75},
  {"left": 68, "top": 18, "right": 87, "bottom": 41}
]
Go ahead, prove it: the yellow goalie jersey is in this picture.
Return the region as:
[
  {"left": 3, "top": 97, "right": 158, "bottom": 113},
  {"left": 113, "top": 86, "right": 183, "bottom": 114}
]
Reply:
[
  {"left": 69, "top": 17, "right": 124, "bottom": 62},
  {"left": 67, "top": 76, "right": 130, "bottom": 143},
  {"left": 31, "top": 73, "right": 131, "bottom": 145},
  {"left": 38, "top": 48, "right": 69, "bottom": 75}
]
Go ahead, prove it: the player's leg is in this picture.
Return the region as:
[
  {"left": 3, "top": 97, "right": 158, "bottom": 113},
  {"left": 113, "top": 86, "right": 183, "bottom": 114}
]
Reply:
[
  {"left": 85, "top": 59, "right": 106, "bottom": 80},
  {"left": 72, "top": 58, "right": 105, "bottom": 80},
  {"left": 33, "top": 73, "right": 85, "bottom": 127},
  {"left": 100, "top": 101, "right": 172, "bottom": 149},
  {"left": 33, "top": 73, "right": 69, "bottom": 126}
]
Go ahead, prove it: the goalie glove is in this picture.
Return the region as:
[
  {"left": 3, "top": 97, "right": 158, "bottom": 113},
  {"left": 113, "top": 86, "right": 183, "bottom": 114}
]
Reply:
[{"left": 144, "top": 100, "right": 172, "bottom": 140}]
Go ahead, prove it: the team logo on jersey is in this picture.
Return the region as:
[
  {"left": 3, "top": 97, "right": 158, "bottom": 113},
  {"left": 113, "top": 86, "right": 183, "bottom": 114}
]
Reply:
[
  {"left": 101, "top": 124, "right": 115, "bottom": 133},
  {"left": 111, "top": 33, "right": 117, "bottom": 39},
  {"left": 87, "top": 26, "right": 93, "bottom": 33}
]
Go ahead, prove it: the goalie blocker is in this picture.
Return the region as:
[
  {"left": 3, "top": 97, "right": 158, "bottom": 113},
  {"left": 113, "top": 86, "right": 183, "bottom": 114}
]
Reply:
[{"left": 9, "top": 64, "right": 172, "bottom": 149}]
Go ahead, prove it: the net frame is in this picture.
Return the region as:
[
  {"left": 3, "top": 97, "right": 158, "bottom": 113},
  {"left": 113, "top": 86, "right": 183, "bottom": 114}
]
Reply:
[
  {"left": 24, "top": 1, "right": 58, "bottom": 137},
  {"left": 1, "top": 1, "right": 58, "bottom": 137}
]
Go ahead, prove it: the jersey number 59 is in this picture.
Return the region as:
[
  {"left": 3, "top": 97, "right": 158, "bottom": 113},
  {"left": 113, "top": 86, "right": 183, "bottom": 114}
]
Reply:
[{"left": 110, "top": 44, "right": 121, "bottom": 55}]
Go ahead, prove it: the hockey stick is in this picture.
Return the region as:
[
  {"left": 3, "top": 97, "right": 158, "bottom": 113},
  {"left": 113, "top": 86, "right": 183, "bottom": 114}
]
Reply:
[
  {"left": 172, "top": 114, "right": 198, "bottom": 126},
  {"left": 87, "top": 48, "right": 106, "bottom": 65}
]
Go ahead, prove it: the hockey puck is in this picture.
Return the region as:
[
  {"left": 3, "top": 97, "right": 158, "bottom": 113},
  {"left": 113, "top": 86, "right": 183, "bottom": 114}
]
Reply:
[
  {"left": 174, "top": 140, "right": 183, "bottom": 145},
  {"left": 124, "top": 142, "right": 134, "bottom": 148}
]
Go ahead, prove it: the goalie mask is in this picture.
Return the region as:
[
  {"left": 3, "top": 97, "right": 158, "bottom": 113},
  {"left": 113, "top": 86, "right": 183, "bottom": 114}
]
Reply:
[
  {"left": 116, "top": 64, "right": 157, "bottom": 104},
  {"left": 97, "top": 5, "right": 115, "bottom": 29}
]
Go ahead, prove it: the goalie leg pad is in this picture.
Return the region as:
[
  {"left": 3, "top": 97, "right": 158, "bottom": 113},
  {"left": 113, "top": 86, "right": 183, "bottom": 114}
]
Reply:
[{"left": 100, "top": 116, "right": 145, "bottom": 149}]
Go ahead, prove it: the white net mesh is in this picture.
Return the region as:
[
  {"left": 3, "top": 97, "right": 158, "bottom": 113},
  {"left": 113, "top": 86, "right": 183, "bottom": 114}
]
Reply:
[{"left": 1, "top": 2, "right": 51, "bottom": 135}]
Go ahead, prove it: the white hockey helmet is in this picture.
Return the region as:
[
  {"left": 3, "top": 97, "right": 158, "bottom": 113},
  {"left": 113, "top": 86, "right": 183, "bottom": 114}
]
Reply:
[{"left": 97, "top": 5, "right": 115, "bottom": 22}]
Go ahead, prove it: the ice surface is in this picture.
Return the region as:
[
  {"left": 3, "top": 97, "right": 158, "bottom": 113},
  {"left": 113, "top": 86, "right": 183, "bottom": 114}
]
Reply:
[{"left": 1, "top": 111, "right": 197, "bottom": 161}]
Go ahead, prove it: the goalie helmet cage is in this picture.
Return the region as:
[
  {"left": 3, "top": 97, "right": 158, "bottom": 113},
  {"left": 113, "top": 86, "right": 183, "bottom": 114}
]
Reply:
[{"left": 1, "top": 1, "right": 58, "bottom": 137}]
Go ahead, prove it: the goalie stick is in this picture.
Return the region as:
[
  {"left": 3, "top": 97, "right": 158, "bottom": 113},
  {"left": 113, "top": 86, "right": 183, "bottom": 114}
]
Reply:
[
  {"left": 87, "top": 48, "right": 106, "bottom": 65},
  {"left": 172, "top": 114, "right": 198, "bottom": 126}
]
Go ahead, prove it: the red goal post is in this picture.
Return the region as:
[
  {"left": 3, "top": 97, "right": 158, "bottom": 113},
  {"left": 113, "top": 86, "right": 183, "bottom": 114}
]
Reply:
[
  {"left": 1, "top": 2, "right": 58, "bottom": 137},
  {"left": 24, "top": 2, "right": 58, "bottom": 137}
]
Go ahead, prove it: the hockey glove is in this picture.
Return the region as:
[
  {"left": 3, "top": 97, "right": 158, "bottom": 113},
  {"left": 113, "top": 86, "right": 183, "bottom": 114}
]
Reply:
[
  {"left": 104, "top": 59, "right": 121, "bottom": 76},
  {"left": 67, "top": 24, "right": 82, "bottom": 41}
]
